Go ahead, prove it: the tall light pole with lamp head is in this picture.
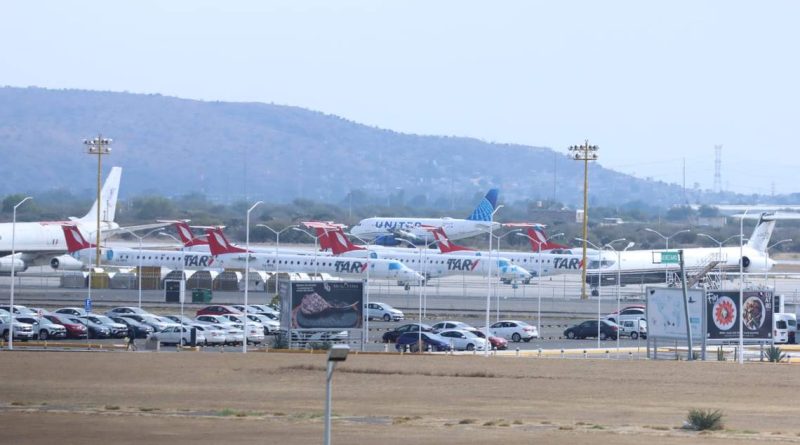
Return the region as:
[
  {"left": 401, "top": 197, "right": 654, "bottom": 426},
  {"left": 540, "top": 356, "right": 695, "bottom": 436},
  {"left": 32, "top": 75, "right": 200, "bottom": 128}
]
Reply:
[
  {"left": 517, "top": 231, "right": 563, "bottom": 337},
  {"left": 348, "top": 232, "right": 374, "bottom": 351},
  {"left": 124, "top": 227, "right": 164, "bottom": 308},
  {"left": 8, "top": 196, "right": 32, "bottom": 351},
  {"left": 397, "top": 237, "right": 429, "bottom": 352},
  {"left": 603, "top": 238, "right": 631, "bottom": 356},
  {"left": 324, "top": 344, "right": 350, "bottom": 445},
  {"left": 697, "top": 233, "right": 743, "bottom": 281},
  {"left": 645, "top": 228, "right": 690, "bottom": 282},
  {"left": 738, "top": 209, "right": 750, "bottom": 365},
  {"left": 492, "top": 228, "right": 520, "bottom": 322},
  {"left": 292, "top": 227, "right": 321, "bottom": 278},
  {"left": 569, "top": 140, "right": 598, "bottom": 300},
  {"left": 576, "top": 237, "right": 604, "bottom": 348},
  {"left": 485, "top": 204, "right": 503, "bottom": 356},
  {"left": 257, "top": 224, "right": 298, "bottom": 295},
  {"left": 766, "top": 239, "right": 791, "bottom": 286},
  {"left": 243, "top": 201, "right": 263, "bottom": 354},
  {"left": 83, "top": 136, "right": 111, "bottom": 270},
  {"left": 159, "top": 231, "right": 188, "bottom": 337}
]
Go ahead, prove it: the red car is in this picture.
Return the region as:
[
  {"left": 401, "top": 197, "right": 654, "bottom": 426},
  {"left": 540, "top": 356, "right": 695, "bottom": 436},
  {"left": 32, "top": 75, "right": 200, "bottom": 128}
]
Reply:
[
  {"left": 469, "top": 329, "right": 508, "bottom": 350},
  {"left": 45, "top": 314, "right": 88, "bottom": 339},
  {"left": 195, "top": 305, "right": 243, "bottom": 317}
]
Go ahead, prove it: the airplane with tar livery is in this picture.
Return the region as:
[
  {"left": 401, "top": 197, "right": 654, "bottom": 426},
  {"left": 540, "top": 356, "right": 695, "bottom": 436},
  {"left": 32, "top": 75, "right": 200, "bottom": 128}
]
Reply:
[
  {"left": 317, "top": 225, "right": 531, "bottom": 284},
  {"left": 349, "top": 189, "right": 501, "bottom": 246},
  {"left": 585, "top": 212, "right": 780, "bottom": 290},
  {"left": 204, "top": 228, "right": 423, "bottom": 283},
  {"left": 0, "top": 167, "right": 167, "bottom": 273}
]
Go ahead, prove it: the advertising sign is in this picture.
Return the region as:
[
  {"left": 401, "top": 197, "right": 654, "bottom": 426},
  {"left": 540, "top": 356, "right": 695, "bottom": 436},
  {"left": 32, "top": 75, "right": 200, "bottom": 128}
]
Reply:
[
  {"left": 646, "top": 287, "right": 703, "bottom": 339},
  {"left": 706, "top": 290, "right": 773, "bottom": 340},
  {"left": 285, "top": 281, "right": 363, "bottom": 329}
]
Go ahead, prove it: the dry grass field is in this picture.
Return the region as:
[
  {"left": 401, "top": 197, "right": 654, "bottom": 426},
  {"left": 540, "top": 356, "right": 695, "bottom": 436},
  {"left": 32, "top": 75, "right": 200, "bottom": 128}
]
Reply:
[{"left": 2, "top": 350, "right": 800, "bottom": 444}]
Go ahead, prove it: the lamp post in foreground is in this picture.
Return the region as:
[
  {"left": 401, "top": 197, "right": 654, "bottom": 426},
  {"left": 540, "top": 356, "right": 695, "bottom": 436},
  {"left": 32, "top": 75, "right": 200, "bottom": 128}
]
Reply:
[
  {"left": 257, "top": 224, "right": 298, "bottom": 295},
  {"left": 517, "top": 231, "right": 563, "bottom": 338},
  {"left": 492, "top": 228, "right": 520, "bottom": 322},
  {"left": 8, "top": 196, "right": 32, "bottom": 350},
  {"left": 324, "top": 344, "right": 350, "bottom": 445},
  {"left": 485, "top": 205, "right": 503, "bottom": 356},
  {"left": 125, "top": 227, "right": 164, "bottom": 308},
  {"left": 576, "top": 237, "right": 604, "bottom": 349},
  {"left": 603, "top": 239, "right": 632, "bottom": 357},
  {"left": 644, "top": 228, "right": 690, "bottom": 282},
  {"left": 243, "top": 201, "right": 263, "bottom": 353},
  {"left": 569, "top": 140, "right": 598, "bottom": 299}
]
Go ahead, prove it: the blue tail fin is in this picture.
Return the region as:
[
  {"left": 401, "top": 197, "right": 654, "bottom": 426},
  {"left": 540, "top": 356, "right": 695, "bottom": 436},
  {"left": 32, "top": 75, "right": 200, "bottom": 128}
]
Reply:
[{"left": 467, "top": 189, "right": 499, "bottom": 221}]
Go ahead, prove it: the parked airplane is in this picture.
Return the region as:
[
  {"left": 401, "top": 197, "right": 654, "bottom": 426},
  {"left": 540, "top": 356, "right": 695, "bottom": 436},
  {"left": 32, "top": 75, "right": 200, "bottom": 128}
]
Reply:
[
  {"left": 0, "top": 167, "right": 167, "bottom": 273},
  {"left": 349, "top": 189, "right": 501, "bottom": 245},
  {"left": 585, "top": 212, "right": 778, "bottom": 290},
  {"left": 204, "top": 228, "right": 424, "bottom": 283},
  {"left": 427, "top": 226, "right": 586, "bottom": 282},
  {"left": 318, "top": 225, "right": 531, "bottom": 283}
]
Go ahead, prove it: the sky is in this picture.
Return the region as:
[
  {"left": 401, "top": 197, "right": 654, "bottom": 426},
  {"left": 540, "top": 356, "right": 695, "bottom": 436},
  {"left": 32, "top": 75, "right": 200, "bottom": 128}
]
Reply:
[{"left": 2, "top": 1, "right": 798, "bottom": 196}]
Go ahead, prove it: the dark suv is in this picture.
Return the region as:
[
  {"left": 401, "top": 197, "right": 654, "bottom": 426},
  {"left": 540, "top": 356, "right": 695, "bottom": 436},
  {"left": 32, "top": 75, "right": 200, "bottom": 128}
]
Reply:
[
  {"left": 564, "top": 320, "right": 619, "bottom": 340},
  {"left": 382, "top": 323, "right": 433, "bottom": 343}
]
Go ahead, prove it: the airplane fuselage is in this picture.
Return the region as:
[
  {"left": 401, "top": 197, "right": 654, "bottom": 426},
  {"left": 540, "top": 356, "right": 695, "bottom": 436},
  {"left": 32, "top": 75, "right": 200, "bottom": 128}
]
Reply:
[{"left": 350, "top": 217, "right": 500, "bottom": 242}]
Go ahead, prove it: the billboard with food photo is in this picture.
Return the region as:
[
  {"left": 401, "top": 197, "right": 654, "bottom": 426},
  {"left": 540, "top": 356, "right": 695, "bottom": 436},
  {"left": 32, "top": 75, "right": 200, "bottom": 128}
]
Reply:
[
  {"left": 706, "top": 290, "right": 773, "bottom": 340},
  {"left": 289, "top": 281, "right": 363, "bottom": 329}
]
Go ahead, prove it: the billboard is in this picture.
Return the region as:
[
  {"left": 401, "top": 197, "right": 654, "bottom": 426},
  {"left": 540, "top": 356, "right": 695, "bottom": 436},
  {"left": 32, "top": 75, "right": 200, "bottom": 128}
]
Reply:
[
  {"left": 706, "top": 290, "right": 773, "bottom": 340},
  {"left": 646, "top": 287, "right": 704, "bottom": 339},
  {"left": 282, "top": 281, "right": 363, "bottom": 329}
]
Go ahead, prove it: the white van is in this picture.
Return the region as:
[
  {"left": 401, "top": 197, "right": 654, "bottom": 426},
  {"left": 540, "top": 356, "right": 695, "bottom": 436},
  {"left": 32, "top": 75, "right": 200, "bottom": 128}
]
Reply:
[
  {"left": 773, "top": 313, "right": 797, "bottom": 344},
  {"left": 619, "top": 319, "right": 647, "bottom": 340}
]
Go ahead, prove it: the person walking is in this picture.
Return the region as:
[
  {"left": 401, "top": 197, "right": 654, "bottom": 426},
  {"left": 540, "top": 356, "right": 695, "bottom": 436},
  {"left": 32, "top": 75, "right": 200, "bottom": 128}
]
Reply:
[{"left": 126, "top": 326, "right": 137, "bottom": 351}]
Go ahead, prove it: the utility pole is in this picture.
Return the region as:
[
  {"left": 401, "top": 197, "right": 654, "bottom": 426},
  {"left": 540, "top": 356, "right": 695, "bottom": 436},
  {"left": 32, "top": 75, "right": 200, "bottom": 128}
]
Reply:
[
  {"left": 569, "top": 140, "right": 598, "bottom": 300},
  {"left": 84, "top": 135, "right": 111, "bottom": 269}
]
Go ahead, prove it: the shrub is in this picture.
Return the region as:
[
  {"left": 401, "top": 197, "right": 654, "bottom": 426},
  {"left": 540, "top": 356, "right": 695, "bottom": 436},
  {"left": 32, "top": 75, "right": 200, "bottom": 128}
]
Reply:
[
  {"left": 686, "top": 408, "right": 724, "bottom": 431},
  {"left": 766, "top": 346, "right": 786, "bottom": 363}
]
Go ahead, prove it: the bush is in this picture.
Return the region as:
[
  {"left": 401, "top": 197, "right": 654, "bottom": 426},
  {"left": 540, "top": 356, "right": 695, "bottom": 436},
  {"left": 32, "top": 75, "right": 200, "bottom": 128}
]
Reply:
[
  {"left": 270, "top": 335, "right": 288, "bottom": 350},
  {"left": 765, "top": 346, "right": 786, "bottom": 363},
  {"left": 686, "top": 408, "right": 724, "bottom": 431}
]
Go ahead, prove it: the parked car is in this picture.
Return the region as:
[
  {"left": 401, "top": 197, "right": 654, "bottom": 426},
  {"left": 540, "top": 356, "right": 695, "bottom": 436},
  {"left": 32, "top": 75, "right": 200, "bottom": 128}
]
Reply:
[
  {"left": 431, "top": 320, "right": 474, "bottom": 332},
  {"left": 194, "top": 324, "right": 227, "bottom": 346},
  {"left": 81, "top": 315, "right": 128, "bottom": 338},
  {"left": 366, "top": 302, "right": 404, "bottom": 321},
  {"left": 774, "top": 313, "right": 797, "bottom": 344},
  {"left": 196, "top": 305, "right": 243, "bottom": 317},
  {"left": 118, "top": 314, "right": 175, "bottom": 332},
  {"left": 437, "top": 329, "right": 487, "bottom": 351},
  {"left": 382, "top": 323, "right": 433, "bottom": 343},
  {"left": 196, "top": 314, "right": 242, "bottom": 329},
  {"left": 45, "top": 314, "right": 88, "bottom": 339},
  {"left": 219, "top": 314, "right": 265, "bottom": 344},
  {"left": 469, "top": 329, "right": 508, "bottom": 350},
  {"left": 395, "top": 332, "right": 452, "bottom": 352},
  {"left": 153, "top": 326, "right": 206, "bottom": 346},
  {"left": 0, "top": 305, "right": 38, "bottom": 316},
  {"left": 16, "top": 315, "right": 67, "bottom": 340},
  {"left": 248, "top": 304, "right": 279, "bottom": 317},
  {"left": 291, "top": 330, "right": 349, "bottom": 343},
  {"left": 105, "top": 307, "right": 152, "bottom": 317},
  {"left": 487, "top": 320, "right": 539, "bottom": 342},
  {"left": 75, "top": 316, "right": 110, "bottom": 339},
  {"left": 564, "top": 320, "right": 619, "bottom": 340},
  {"left": 163, "top": 315, "right": 204, "bottom": 328},
  {"left": 618, "top": 319, "right": 647, "bottom": 340},
  {"left": 604, "top": 305, "right": 646, "bottom": 324},
  {"left": 110, "top": 316, "right": 154, "bottom": 339},
  {"left": 54, "top": 307, "right": 88, "bottom": 317},
  {"left": 0, "top": 314, "right": 34, "bottom": 341}
]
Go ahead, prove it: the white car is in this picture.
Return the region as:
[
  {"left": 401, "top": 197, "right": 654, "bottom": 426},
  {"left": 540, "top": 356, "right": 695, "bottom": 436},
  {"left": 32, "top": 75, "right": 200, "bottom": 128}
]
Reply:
[
  {"left": 153, "top": 326, "right": 206, "bottom": 346},
  {"left": 366, "top": 302, "right": 404, "bottom": 322},
  {"left": 119, "top": 314, "right": 174, "bottom": 332},
  {"left": 431, "top": 320, "right": 474, "bottom": 332},
  {"left": 16, "top": 315, "right": 67, "bottom": 340},
  {"left": 0, "top": 314, "right": 34, "bottom": 341},
  {"left": 604, "top": 306, "right": 646, "bottom": 325},
  {"left": 54, "top": 307, "right": 88, "bottom": 317},
  {"left": 219, "top": 314, "right": 267, "bottom": 343},
  {"left": 194, "top": 325, "right": 227, "bottom": 346},
  {"left": 488, "top": 320, "right": 539, "bottom": 342},
  {"left": 246, "top": 314, "right": 279, "bottom": 334},
  {"left": 437, "top": 329, "right": 487, "bottom": 351}
]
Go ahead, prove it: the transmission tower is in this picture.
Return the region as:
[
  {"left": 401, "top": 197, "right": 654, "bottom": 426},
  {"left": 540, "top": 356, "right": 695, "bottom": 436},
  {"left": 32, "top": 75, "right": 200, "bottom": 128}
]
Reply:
[{"left": 713, "top": 145, "right": 722, "bottom": 193}]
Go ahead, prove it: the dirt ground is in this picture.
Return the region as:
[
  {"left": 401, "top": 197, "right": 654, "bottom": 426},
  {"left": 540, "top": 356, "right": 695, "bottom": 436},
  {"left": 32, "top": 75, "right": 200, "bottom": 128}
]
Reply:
[{"left": 2, "top": 350, "right": 800, "bottom": 444}]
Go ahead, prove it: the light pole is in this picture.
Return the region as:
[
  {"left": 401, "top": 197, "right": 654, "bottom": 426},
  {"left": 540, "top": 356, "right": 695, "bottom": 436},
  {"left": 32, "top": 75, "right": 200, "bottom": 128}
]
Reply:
[
  {"left": 257, "top": 224, "right": 298, "bottom": 295},
  {"left": 517, "top": 231, "right": 563, "bottom": 337},
  {"left": 83, "top": 135, "right": 112, "bottom": 269},
  {"left": 485, "top": 204, "right": 503, "bottom": 356},
  {"left": 766, "top": 239, "right": 792, "bottom": 285},
  {"left": 8, "top": 196, "right": 32, "bottom": 350},
  {"left": 645, "top": 228, "right": 690, "bottom": 282},
  {"left": 124, "top": 228, "right": 163, "bottom": 308},
  {"left": 603, "top": 238, "right": 632, "bottom": 356},
  {"left": 576, "top": 237, "right": 604, "bottom": 349},
  {"left": 293, "top": 227, "right": 321, "bottom": 278},
  {"left": 324, "top": 344, "right": 350, "bottom": 445},
  {"left": 348, "top": 232, "right": 374, "bottom": 351},
  {"left": 397, "top": 237, "right": 428, "bottom": 352},
  {"left": 569, "top": 140, "right": 598, "bottom": 300},
  {"left": 160, "top": 232, "right": 188, "bottom": 339},
  {"left": 738, "top": 210, "right": 750, "bottom": 365},
  {"left": 697, "top": 233, "right": 744, "bottom": 280},
  {"left": 492, "top": 228, "right": 520, "bottom": 322},
  {"left": 243, "top": 201, "right": 263, "bottom": 353}
]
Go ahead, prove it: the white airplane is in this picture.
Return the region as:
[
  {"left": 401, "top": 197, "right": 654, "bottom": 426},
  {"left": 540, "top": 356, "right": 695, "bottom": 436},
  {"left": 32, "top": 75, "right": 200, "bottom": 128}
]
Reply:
[
  {"left": 204, "top": 228, "right": 424, "bottom": 283},
  {"left": 349, "top": 189, "right": 501, "bottom": 245},
  {"left": 427, "top": 226, "right": 587, "bottom": 281},
  {"left": 586, "top": 212, "right": 779, "bottom": 289},
  {"left": 318, "top": 225, "right": 532, "bottom": 283},
  {"left": 0, "top": 167, "right": 166, "bottom": 273}
]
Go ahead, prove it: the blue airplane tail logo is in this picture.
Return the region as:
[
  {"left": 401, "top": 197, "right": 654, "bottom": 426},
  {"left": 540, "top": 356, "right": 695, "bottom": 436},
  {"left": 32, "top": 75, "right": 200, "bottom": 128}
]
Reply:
[{"left": 467, "top": 189, "right": 499, "bottom": 221}]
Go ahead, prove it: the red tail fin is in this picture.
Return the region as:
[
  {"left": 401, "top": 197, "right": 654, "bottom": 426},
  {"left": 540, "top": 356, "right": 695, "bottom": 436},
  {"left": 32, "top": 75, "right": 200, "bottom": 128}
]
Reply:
[
  {"left": 62, "top": 224, "right": 93, "bottom": 253},
  {"left": 175, "top": 221, "right": 208, "bottom": 247},
  {"left": 205, "top": 228, "right": 248, "bottom": 255},
  {"left": 527, "top": 227, "right": 567, "bottom": 251},
  {"left": 427, "top": 227, "right": 473, "bottom": 253},
  {"left": 324, "top": 227, "right": 365, "bottom": 255}
]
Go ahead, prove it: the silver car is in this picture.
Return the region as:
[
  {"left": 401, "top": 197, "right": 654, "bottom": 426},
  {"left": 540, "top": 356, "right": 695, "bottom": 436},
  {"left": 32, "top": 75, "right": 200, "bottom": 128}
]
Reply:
[
  {"left": 194, "top": 324, "right": 227, "bottom": 346},
  {"left": 153, "top": 326, "right": 206, "bottom": 346},
  {"left": 16, "top": 315, "right": 67, "bottom": 340}
]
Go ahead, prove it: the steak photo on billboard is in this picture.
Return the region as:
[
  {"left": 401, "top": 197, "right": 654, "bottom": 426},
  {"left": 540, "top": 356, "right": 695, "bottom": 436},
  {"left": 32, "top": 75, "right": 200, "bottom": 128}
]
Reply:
[{"left": 290, "top": 281, "right": 363, "bottom": 329}]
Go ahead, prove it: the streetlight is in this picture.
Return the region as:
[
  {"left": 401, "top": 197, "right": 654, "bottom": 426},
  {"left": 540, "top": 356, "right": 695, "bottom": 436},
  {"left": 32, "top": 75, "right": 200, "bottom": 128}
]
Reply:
[
  {"left": 491, "top": 228, "right": 521, "bottom": 322},
  {"left": 697, "top": 233, "right": 744, "bottom": 280},
  {"left": 576, "top": 237, "right": 604, "bottom": 349},
  {"left": 766, "top": 239, "right": 792, "bottom": 285},
  {"left": 8, "top": 196, "right": 32, "bottom": 350},
  {"left": 485, "top": 204, "right": 503, "bottom": 356},
  {"left": 645, "top": 228, "right": 690, "bottom": 282},
  {"left": 160, "top": 232, "right": 188, "bottom": 339},
  {"left": 569, "top": 140, "right": 598, "bottom": 300},
  {"left": 396, "top": 237, "right": 429, "bottom": 351},
  {"left": 124, "top": 228, "right": 163, "bottom": 308},
  {"left": 257, "top": 224, "right": 298, "bottom": 295},
  {"left": 348, "top": 232, "right": 374, "bottom": 351},
  {"left": 603, "top": 238, "right": 632, "bottom": 356},
  {"left": 324, "top": 344, "right": 350, "bottom": 445},
  {"left": 738, "top": 210, "right": 750, "bottom": 365},
  {"left": 292, "top": 227, "right": 322, "bottom": 278},
  {"left": 83, "top": 135, "right": 112, "bottom": 269},
  {"left": 517, "top": 231, "right": 563, "bottom": 337},
  {"left": 243, "top": 201, "right": 263, "bottom": 354}
]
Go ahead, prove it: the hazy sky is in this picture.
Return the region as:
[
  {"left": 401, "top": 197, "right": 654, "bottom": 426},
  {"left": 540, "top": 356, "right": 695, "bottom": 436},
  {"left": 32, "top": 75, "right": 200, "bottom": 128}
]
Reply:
[{"left": 2, "top": 1, "right": 797, "bottom": 195}]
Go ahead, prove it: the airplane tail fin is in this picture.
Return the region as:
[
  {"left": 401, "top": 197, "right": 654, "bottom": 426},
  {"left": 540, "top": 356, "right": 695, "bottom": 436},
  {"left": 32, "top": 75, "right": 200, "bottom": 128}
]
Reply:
[
  {"left": 426, "top": 226, "right": 473, "bottom": 253},
  {"left": 62, "top": 224, "right": 93, "bottom": 253},
  {"left": 323, "top": 227, "right": 366, "bottom": 255},
  {"left": 527, "top": 226, "right": 568, "bottom": 251},
  {"left": 80, "top": 166, "right": 122, "bottom": 223},
  {"left": 205, "top": 228, "right": 248, "bottom": 255},
  {"left": 466, "top": 189, "right": 499, "bottom": 221},
  {"left": 746, "top": 213, "right": 777, "bottom": 252},
  {"left": 174, "top": 221, "right": 209, "bottom": 247}
]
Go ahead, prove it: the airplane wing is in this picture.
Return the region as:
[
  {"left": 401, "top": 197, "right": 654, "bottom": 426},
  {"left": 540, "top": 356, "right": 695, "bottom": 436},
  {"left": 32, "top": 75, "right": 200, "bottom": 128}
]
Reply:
[{"left": 103, "top": 222, "right": 173, "bottom": 238}]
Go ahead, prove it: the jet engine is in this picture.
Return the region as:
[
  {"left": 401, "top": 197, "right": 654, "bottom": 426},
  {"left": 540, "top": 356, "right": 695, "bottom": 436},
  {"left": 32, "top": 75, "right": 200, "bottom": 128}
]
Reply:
[{"left": 50, "top": 254, "right": 85, "bottom": 271}]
